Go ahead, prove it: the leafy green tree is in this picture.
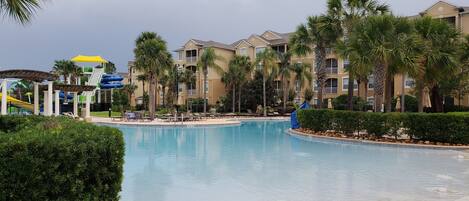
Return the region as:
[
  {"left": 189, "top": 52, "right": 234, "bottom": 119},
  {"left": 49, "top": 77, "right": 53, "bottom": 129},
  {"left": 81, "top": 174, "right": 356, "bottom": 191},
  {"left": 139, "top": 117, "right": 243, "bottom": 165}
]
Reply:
[
  {"left": 0, "top": 0, "right": 41, "bottom": 24},
  {"left": 122, "top": 84, "right": 137, "bottom": 106},
  {"left": 112, "top": 89, "right": 129, "bottom": 116},
  {"left": 53, "top": 60, "right": 76, "bottom": 84},
  {"left": 290, "top": 15, "right": 341, "bottom": 108},
  {"left": 413, "top": 17, "right": 460, "bottom": 112},
  {"left": 104, "top": 62, "right": 117, "bottom": 74},
  {"left": 230, "top": 55, "right": 252, "bottom": 113},
  {"left": 328, "top": 0, "right": 389, "bottom": 110},
  {"left": 134, "top": 32, "right": 172, "bottom": 119},
  {"left": 197, "top": 47, "right": 224, "bottom": 115},
  {"left": 255, "top": 48, "right": 278, "bottom": 116}
]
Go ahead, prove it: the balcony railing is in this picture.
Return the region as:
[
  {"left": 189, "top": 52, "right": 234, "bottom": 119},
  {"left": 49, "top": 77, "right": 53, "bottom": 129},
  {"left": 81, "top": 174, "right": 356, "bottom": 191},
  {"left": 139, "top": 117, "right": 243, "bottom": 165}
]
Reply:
[
  {"left": 326, "top": 67, "right": 338, "bottom": 74},
  {"left": 186, "top": 57, "right": 197, "bottom": 63},
  {"left": 324, "top": 87, "right": 338, "bottom": 94},
  {"left": 188, "top": 89, "right": 197, "bottom": 96}
]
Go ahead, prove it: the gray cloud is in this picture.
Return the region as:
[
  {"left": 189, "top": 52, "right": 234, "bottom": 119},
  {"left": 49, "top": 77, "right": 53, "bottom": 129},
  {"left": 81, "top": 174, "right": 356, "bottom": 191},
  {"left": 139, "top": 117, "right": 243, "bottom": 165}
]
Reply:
[{"left": 1, "top": 0, "right": 467, "bottom": 72}]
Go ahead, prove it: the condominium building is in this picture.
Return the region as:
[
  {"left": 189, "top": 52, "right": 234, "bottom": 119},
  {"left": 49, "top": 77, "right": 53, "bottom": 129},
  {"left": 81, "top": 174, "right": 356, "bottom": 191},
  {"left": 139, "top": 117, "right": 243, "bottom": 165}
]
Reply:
[{"left": 128, "top": 1, "right": 469, "bottom": 109}]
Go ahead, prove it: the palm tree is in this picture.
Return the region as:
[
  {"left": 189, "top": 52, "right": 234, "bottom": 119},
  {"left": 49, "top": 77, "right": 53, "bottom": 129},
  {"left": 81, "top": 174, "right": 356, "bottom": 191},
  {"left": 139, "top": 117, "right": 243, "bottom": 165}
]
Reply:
[
  {"left": 52, "top": 60, "right": 75, "bottom": 84},
  {"left": 122, "top": 84, "right": 137, "bottom": 105},
  {"left": 291, "top": 62, "right": 312, "bottom": 102},
  {"left": 180, "top": 69, "right": 196, "bottom": 111},
  {"left": 70, "top": 65, "right": 83, "bottom": 85},
  {"left": 197, "top": 47, "right": 224, "bottom": 115},
  {"left": 1, "top": 0, "right": 41, "bottom": 24},
  {"left": 347, "top": 15, "right": 418, "bottom": 112},
  {"left": 328, "top": 0, "right": 389, "bottom": 110},
  {"left": 134, "top": 32, "right": 172, "bottom": 119},
  {"left": 413, "top": 16, "right": 460, "bottom": 112},
  {"left": 277, "top": 52, "right": 293, "bottom": 114},
  {"left": 104, "top": 62, "right": 117, "bottom": 74},
  {"left": 290, "top": 15, "right": 341, "bottom": 108},
  {"left": 221, "top": 63, "right": 240, "bottom": 113},
  {"left": 255, "top": 48, "right": 278, "bottom": 117},
  {"left": 229, "top": 55, "right": 252, "bottom": 113},
  {"left": 137, "top": 74, "right": 147, "bottom": 96}
]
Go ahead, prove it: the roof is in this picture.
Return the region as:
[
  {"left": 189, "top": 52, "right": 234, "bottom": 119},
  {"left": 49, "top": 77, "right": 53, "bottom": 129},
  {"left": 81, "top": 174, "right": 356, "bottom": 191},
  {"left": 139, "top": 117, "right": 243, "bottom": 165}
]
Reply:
[
  {"left": 0, "top": 69, "right": 58, "bottom": 82},
  {"left": 71, "top": 55, "right": 108, "bottom": 63},
  {"left": 191, "top": 39, "right": 236, "bottom": 51},
  {"left": 39, "top": 84, "right": 96, "bottom": 92}
]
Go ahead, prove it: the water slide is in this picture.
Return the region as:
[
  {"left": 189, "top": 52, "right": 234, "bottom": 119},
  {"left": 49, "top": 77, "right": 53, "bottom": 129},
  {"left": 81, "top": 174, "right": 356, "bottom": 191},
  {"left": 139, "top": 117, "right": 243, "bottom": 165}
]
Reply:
[{"left": 0, "top": 94, "right": 34, "bottom": 111}]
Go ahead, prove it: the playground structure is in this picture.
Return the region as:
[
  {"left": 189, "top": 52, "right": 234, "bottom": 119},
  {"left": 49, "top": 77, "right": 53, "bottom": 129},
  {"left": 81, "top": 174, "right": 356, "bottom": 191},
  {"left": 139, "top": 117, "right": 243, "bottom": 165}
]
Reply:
[{"left": 0, "top": 93, "right": 34, "bottom": 111}]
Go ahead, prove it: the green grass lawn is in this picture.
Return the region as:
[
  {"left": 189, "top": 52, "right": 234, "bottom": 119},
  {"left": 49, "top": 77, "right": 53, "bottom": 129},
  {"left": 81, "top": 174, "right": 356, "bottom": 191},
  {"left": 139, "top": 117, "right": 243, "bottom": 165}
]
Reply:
[{"left": 91, "top": 111, "right": 122, "bottom": 118}]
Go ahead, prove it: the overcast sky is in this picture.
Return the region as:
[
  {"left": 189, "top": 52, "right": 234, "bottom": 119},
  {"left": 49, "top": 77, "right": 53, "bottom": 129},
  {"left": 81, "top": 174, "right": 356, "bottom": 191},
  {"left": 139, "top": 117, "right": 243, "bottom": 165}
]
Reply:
[{"left": 1, "top": 0, "right": 468, "bottom": 72}]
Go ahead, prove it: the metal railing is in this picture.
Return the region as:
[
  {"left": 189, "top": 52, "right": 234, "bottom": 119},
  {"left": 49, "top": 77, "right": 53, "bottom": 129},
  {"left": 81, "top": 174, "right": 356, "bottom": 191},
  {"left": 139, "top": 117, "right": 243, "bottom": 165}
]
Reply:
[
  {"left": 186, "top": 57, "right": 197, "bottom": 63},
  {"left": 324, "top": 87, "right": 338, "bottom": 94}
]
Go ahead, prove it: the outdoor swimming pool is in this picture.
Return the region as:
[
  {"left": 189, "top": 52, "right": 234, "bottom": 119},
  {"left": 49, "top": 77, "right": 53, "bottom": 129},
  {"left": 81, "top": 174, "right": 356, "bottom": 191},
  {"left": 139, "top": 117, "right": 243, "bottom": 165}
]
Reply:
[{"left": 114, "top": 120, "right": 469, "bottom": 201}]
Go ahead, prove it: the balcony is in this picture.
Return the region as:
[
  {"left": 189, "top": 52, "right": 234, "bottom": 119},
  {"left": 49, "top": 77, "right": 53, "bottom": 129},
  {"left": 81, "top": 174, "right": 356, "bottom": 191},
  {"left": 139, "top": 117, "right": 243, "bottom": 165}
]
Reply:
[
  {"left": 324, "top": 87, "right": 338, "bottom": 94},
  {"left": 186, "top": 57, "right": 197, "bottom": 63}
]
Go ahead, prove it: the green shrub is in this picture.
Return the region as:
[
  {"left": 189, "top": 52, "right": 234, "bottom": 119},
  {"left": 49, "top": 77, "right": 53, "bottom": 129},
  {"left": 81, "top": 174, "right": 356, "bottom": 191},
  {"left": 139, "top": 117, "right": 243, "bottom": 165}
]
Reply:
[
  {"left": 297, "top": 109, "right": 332, "bottom": 131},
  {"left": 391, "top": 95, "right": 418, "bottom": 112},
  {"left": 332, "top": 95, "right": 367, "bottom": 111},
  {"left": 0, "top": 116, "right": 124, "bottom": 201},
  {"left": 297, "top": 109, "right": 469, "bottom": 144}
]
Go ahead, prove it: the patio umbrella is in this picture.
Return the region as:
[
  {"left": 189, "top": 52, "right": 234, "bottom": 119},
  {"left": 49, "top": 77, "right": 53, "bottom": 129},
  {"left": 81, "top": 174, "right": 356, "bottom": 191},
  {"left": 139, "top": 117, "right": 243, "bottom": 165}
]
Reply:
[
  {"left": 327, "top": 98, "right": 333, "bottom": 109},
  {"left": 423, "top": 87, "right": 432, "bottom": 108}
]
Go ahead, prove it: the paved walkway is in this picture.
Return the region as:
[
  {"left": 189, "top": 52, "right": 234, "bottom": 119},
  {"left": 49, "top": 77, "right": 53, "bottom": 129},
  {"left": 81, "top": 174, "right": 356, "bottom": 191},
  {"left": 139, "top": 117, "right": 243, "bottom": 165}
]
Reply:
[{"left": 91, "top": 116, "right": 288, "bottom": 126}]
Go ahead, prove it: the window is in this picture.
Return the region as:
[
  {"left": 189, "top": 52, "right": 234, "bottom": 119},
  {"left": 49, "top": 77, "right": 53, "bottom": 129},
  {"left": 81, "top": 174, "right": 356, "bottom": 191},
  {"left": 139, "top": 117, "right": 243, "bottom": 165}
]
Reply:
[
  {"left": 239, "top": 48, "right": 248, "bottom": 56},
  {"left": 342, "top": 77, "right": 358, "bottom": 91},
  {"left": 405, "top": 75, "right": 415, "bottom": 88},
  {"left": 177, "top": 51, "right": 183, "bottom": 60},
  {"left": 367, "top": 97, "right": 374, "bottom": 106},
  {"left": 325, "top": 58, "right": 338, "bottom": 74},
  {"left": 368, "top": 75, "right": 374, "bottom": 89},
  {"left": 186, "top": 50, "right": 197, "bottom": 62},
  {"left": 271, "top": 45, "right": 286, "bottom": 54},
  {"left": 313, "top": 98, "right": 319, "bottom": 106},
  {"left": 313, "top": 81, "right": 319, "bottom": 92},
  {"left": 344, "top": 59, "right": 350, "bottom": 71},
  {"left": 255, "top": 47, "right": 266, "bottom": 56},
  {"left": 325, "top": 78, "right": 338, "bottom": 94}
]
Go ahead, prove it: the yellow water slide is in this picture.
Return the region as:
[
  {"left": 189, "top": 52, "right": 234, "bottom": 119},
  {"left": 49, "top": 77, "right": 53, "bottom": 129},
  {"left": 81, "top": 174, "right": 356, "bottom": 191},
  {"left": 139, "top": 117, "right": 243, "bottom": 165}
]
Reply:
[{"left": 0, "top": 94, "right": 34, "bottom": 111}]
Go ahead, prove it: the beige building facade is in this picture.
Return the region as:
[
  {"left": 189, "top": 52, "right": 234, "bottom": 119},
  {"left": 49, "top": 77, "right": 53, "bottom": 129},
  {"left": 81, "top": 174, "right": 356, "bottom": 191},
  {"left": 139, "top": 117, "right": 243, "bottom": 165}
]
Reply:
[{"left": 128, "top": 1, "right": 469, "bottom": 109}]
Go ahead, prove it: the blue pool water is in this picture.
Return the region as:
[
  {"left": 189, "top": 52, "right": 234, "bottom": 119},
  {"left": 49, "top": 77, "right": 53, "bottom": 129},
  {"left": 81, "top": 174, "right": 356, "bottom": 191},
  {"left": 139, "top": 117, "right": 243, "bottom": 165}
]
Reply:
[{"left": 113, "top": 120, "right": 469, "bottom": 201}]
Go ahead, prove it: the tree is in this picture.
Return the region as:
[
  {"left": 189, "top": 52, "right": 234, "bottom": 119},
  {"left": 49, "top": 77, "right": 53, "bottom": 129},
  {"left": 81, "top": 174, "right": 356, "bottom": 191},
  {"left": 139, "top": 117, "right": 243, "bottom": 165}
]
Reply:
[
  {"left": 327, "top": 0, "right": 389, "bottom": 110},
  {"left": 137, "top": 74, "right": 147, "bottom": 97},
  {"left": 104, "top": 62, "right": 117, "bottom": 74},
  {"left": 230, "top": 55, "right": 252, "bottom": 113},
  {"left": 0, "top": 0, "right": 41, "bottom": 24},
  {"left": 413, "top": 17, "right": 460, "bottom": 112},
  {"left": 347, "top": 15, "right": 419, "bottom": 112},
  {"left": 277, "top": 52, "right": 293, "bottom": 114},
  {"left": 70, "top": 65, "right": 83, "bottom": 85},
  {"left": 180, "top": 69, "right": 196, "bottom": 108},
  {"left": 255, "top": 48, "right": 278, "bottom": 116},
  {"left": 112, "top": 89, "right": 129, "bottom": 117},
  {"left": 52, "top": 60, "right": 76, "bottom": 84},
  {"left": 134, "top": 32, "right": 172, "bottom": 119},
  {"left": 291, "top": 62, "right": 312, "bottom": 102},
  {"left": 221, "top": 62, "right": 241, "bottom": 113},
  {"left": 290, "top": 15, "right": 341, "bottom": 108},
  {"left": 197, "top": 47, "right": 224, "bottom": 115},
  {"left": 122, "top": 84, "right": 137, "bottom": 106}
]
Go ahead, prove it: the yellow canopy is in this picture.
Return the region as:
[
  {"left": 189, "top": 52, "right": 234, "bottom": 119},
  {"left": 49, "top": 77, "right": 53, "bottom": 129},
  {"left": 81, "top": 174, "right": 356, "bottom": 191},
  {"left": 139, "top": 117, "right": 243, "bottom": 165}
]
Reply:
[{"left": 71, "top": 55, "right": 108, "bottom": 63}]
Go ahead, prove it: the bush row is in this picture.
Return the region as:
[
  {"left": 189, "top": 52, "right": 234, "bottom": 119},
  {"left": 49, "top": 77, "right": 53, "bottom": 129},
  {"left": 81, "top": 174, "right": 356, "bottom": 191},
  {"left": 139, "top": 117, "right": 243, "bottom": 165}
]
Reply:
[
  {"left": 0, "top": 116, "right": 125, "bottom": 201},
  {"left": 297, "top": 109, "right": 469, "bottom": 144}
]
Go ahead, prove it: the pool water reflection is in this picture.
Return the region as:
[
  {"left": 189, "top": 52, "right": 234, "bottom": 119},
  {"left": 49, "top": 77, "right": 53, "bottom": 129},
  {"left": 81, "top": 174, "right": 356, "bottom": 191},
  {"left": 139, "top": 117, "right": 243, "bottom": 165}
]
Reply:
[{"left": 113, "top": 121, "right": 469, "bottom": 201}]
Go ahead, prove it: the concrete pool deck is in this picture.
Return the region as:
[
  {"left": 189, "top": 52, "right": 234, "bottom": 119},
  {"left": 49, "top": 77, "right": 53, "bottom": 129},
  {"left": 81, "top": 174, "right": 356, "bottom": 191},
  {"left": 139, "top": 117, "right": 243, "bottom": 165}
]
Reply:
[
  {"left": 91, "top": 116, "right": 289, "bottom": 127},
  {"left": 288, "top": 129, "right": 469, "bottom": 151}
]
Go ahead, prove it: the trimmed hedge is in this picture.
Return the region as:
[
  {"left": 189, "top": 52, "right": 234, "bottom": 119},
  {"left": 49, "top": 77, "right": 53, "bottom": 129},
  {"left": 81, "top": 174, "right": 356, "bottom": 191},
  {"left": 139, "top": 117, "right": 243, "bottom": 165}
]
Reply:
[
  {"left": 297, "top": 109, "right": 469, "bottom": 144},
  {"left": 0, "top": 116, "right": 125, "bottom": 201}
]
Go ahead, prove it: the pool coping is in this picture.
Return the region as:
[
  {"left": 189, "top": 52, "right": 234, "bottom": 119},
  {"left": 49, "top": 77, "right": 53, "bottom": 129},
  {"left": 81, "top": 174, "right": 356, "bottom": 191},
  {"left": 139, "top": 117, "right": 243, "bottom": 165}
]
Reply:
[
  {"left": 287, "top": 129, "right": 469, "bottom": 150},
  {"left": 92, "top": 117, "right": 289, "bottom": 127}
]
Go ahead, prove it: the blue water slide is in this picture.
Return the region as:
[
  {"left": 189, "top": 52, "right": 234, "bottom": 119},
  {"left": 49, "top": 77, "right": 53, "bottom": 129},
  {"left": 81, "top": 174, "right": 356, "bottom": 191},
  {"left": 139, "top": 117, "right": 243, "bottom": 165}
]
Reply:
[
  {"left": 291, "top": 101, "right": 311, "bottom": 129},
  {"left": 100, "top": 74, "right": 124, "bottom": 89}
]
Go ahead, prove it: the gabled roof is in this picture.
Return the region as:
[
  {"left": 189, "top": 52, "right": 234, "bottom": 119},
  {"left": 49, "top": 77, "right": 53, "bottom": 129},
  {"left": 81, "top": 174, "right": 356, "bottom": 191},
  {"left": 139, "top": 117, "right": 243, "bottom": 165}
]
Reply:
[
  {"left": 247, "top": 34, "right": 271, "bottom": 45},
  {"left": 233, "top": 39, "right": 253, "bottom": 48},
  {"left": 191, "top": 39, "right": 236, "bottom": 51},
  {"left": 420, "top": 1, "right": 467, "bottom": 15}
]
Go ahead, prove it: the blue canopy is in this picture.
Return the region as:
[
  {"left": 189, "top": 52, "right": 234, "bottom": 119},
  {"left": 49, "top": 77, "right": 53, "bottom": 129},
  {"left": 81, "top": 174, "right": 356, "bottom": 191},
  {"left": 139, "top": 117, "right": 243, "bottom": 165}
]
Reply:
[{"left": 290, "top": 101, "right": 311, "bottom": 129}]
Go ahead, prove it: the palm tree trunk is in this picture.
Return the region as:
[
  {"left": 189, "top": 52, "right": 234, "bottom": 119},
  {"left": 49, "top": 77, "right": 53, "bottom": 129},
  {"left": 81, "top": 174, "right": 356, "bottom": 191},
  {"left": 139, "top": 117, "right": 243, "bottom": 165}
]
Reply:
[
  {"left": 282, "top": 76, "right": 287, "bottom": 114},
  {"left": 347, "top": 73, "right": 354, "bottom": 110},
  {"left": 203, "top": 70, "right": 208, "bottom": 115},
  {"left": 373, "top": 63, "right": 386, "bottom": 112},
  {"left": 385, "top": 73, "right": 393, "bottom": 113},
  {"left": 155, "top": 78, "right": 159, "bottom": 112},
  {"left": 431, "top": 85, "right": 444, "bottom": 113},
  {"left": 401, "top": 75, "right": 405, "bottom": 112},
  {"left": 232, "top": 84, "right": 236, "bottom": 113},
  {"left": 149, "top": 76, "right": 155, "bottom": 119},
  {"left": 238, "top": 84, "right": 242, "bottom": 113},
  {"left": 315, "top": 47, "right": 326, "bottom": 108},
  {"left": 263, "top": 76, "right": 267, "bottom": 117},
  {"left": 364, "top": 80, "right": 369, "bottom": 111},
  {"left": 417, "top": 81, "right": 424, "bottom": 112}
]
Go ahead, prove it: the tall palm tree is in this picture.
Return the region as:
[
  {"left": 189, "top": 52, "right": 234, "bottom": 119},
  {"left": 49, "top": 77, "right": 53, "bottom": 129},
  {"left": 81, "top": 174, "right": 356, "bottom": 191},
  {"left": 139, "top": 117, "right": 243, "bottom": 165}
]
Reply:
[
  {"left": 230, "top": 55, "right": 252, "bottom": 113},
  {"left": 347, "top": 15, "right": 418, "bottom": 112},
  {"left": 221, "top": 63, "right": 241, "bottom": 113},
  {"left": 180, "top": 69, "right": 196, "bottom": 110},
  {"left": 197, "top": 47, "right": 224, "bottom": 115},
  {"left": 277, "top": 52, "right": 293, "bottom": 114},
  {"left": 290, "top": 15, "right": 341, "bottom": 108},
  {"left": 70, "top": 65, "right": 82, "bottom": 85},
  {"left": 52, "top": 60, "right": 75, "bottom": 84},
  {"left": 255, "top": 48, "right": 278, "bottom": 117},
  {"left": 134, "top": 32, "right": 172, "bottom": 119},
  {"left": 328, "top": 0, "right": 389, "bottom": 110},
  {"left": 1, "top": 0, "right": 41, "bottom": 24},
  {"left": 413, "top": 17, "right": 459, "bottom": 112},
  {"left": 291, "top": 62, "right": 312, "bottom": 102}
]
